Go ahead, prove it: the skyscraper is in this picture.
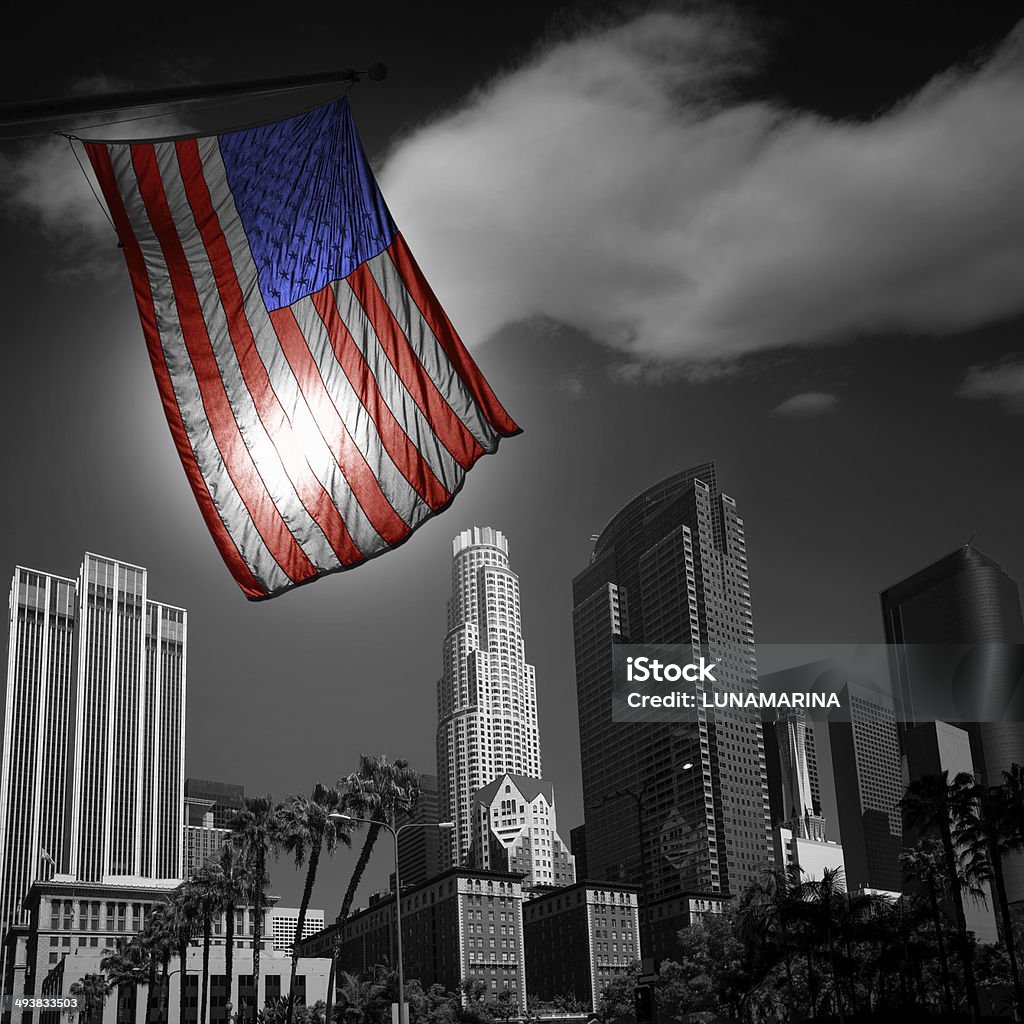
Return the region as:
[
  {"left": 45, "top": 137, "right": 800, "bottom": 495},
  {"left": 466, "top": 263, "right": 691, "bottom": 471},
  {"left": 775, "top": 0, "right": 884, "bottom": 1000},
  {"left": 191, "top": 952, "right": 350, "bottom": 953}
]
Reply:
[
  {"left": 572, "top": 464, "right": 772, "bottom": 929},
  {"left": 0, "top": 554, "right": 186, "bottom": 975},
  {"left": 880, "top": 544, "right": 1024, "bottom": 900},
  {"left": 436, "top": 528, "right": 549, "bottom": 871},
  {"left": 828, "top": 681, "right": 902, "bottom": 892}
]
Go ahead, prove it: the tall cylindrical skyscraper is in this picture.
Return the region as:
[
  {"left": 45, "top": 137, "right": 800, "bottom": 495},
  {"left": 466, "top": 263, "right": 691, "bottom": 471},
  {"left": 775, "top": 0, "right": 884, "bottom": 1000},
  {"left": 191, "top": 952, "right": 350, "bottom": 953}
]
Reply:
[{"left": 436, "top": 528, "right": 541, "bottom": 866}]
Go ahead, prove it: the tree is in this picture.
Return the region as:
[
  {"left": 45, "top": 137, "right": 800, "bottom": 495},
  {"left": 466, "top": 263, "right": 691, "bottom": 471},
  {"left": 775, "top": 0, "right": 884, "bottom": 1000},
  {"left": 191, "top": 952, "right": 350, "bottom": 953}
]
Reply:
[
  {"left": 191, "top": 862, "right": 231, "bottom": 1024},
  {"left": 170, "top": 882, "right": 202, "bottom": 1024},
  {"left": 902, "top": 770, "right": 982, "bottom": 1020},
  {"left": 101, "top": 937, "right": 149, "bottom": 1024},
  {"left": 231, "top": 795, "right": 283, "bottom": 1023},
  {"left": 957, "top": 771, "right": 1024, "bottom": 1014},
  {"left": 70, "top": 972, "right": 110, "bottom": 1024},
  {"left": 215, "top": 840, "right": 250, "bottom": 1024},
  {"left": 325, "top": 758, "right": 421, "bottom": 1021},
  {"left": 737, "top": 865, "right": 802, "bottom": 1012},
  {"left": 140, "top": 901, "right": 174, "bottom": 1023},
  {"left": 901, "top": 839, "right": 956, "bottom": 1015},
  {"left": 278, "top": 783, "right": 351, "bottom": 1024}
]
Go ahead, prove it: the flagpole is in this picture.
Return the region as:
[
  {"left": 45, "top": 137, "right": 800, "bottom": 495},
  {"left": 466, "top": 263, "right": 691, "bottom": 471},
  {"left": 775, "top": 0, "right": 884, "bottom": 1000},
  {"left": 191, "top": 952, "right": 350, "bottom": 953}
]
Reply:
[{"left": 0, "top": 63, "right": 388, "bottom": 136}]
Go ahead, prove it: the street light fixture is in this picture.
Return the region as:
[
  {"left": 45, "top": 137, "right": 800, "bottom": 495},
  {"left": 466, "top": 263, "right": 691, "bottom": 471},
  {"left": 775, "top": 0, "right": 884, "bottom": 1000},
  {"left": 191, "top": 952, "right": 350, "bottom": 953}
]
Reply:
[{"left": 329, "top": 813, "right": 455, "bottom": 1024}]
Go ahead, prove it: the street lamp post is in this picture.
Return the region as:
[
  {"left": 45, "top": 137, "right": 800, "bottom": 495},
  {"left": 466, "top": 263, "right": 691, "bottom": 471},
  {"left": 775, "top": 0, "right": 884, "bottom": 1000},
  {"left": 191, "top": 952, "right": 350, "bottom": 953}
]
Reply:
[{"left": 330, "top": 813, "right": 454, "bottom": 1024}]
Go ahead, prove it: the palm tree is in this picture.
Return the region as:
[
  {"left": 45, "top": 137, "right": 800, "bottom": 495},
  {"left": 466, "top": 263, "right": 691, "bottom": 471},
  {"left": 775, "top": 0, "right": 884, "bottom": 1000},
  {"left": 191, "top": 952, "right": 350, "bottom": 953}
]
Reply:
[
  {"left": 902, "top": 770, "right": 982, "bottom": 1020},
  {"left": 901, "top": 838, "right": 956, "bottom": 1015},
  {"left": 170, "top": 882, "right": 202, "bottom": 1024},
  {"left": 325, "top": 757, "right": 421, "bottom": 1023},
  {"left": 101, "top": 936, "right": 149, "bottom": 1024},
  {"left": 218, "top": 841, "right": 249, "bottom": 1024},
  {"left": 230, "top": 794, "right": 283, "bottom": 1023},
  {"left": 140, "top": 901, "right": 174, "bottom": 1023},
  {"left": 278, "top": 783, "right": 351, "bottom": 1024},
  {"left": 737, "top": 865, "right": 802, "bottom": 1012},
  {"left": 189, "top": 862, "right": 229, "bottom": 1024},
  {"left": 957, "top": 772, "right": 1024, "bottom": 1013},
  {"left": 70, "top": 973, "right": 110, "bottom": 1024},
  {"left": 796, "top": 867, "right": 850, "bottom": 1024}
]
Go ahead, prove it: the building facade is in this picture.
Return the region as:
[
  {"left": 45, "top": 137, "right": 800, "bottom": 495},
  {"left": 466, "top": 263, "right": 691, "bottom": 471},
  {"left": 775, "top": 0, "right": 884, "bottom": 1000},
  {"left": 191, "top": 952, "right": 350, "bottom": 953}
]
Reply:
[
  {"left": 183, "top": 780, "right": 244, "bottom": 879},
  {"left": 0, "top": 555, "right": 186, "bottom": 1005},
  {"left": 437, "top": 528, "right": 542, "bottom": 867},
  {"left": 469, "top": 775, "right": 574, "bottom": 890},
  {"left": 881, "top": 545, "right": 1024, "bottom": 902},
  {"left": 572, "top": 464, "right": 772, "bottom": 938},
  {"left": 6, "top": 879, "right": 278, "bottom": 1024},
  {"left": 270, "top": 907, "right": 325, "bottom": 954},
  {"left": 312, "top": 868, "right": 526, "bottom": 1001},
  {"left": 391, "top": 772, "right": 444, "bottom": 890},
  {"left": 523, "top": 882, "right": 639, "bottom": 1011},
  {"left": 828, "top": 682, "right": 903, "bottom": 892}
]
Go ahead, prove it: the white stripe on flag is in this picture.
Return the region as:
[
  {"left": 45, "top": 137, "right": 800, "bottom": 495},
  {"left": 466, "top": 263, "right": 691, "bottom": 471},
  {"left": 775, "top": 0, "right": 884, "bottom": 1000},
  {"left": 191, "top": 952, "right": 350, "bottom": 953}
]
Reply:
[
  {"left": 150, "top": 141, "right": 348, "bottom": 571},
  {"left": 330, "top": 278, "right": 466, "bottom": 496},
  {"left": 198, "top": 138, "right": 429, "bottom": 542},
  {"left": 108, "top": 144, "right": 294, "bottom": 592}
]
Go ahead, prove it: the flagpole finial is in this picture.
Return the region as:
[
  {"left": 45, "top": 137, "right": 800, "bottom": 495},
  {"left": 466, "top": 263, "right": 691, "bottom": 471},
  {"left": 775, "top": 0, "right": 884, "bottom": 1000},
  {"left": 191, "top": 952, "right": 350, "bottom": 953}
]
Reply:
[{"left": 367, "top": 63, "right": 388, "bottom": 82}]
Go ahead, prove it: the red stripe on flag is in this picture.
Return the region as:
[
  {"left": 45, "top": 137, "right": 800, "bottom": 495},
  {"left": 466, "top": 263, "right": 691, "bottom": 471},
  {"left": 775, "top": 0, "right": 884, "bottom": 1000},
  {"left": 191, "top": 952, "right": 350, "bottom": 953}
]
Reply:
[
  {"left": 174, "top": 139, "right": 371, "bottom": 564},
  {"left": 129, "top": 144, "right": 317, "bottom": 585},
  {"left": 303, "top": 287, "right": 452, "bottom": 511},
  {"left": 264, "top": 303, "right": 414, "bottom": 545},
  {"left": 346, "top": 263, "right": 485, "bottom": 470},
  {"left": 387, "top": 232, "right": 521, "bottom": 438},
  {"left": 84, "top": 143, "right": 268, "bottom": 599}
]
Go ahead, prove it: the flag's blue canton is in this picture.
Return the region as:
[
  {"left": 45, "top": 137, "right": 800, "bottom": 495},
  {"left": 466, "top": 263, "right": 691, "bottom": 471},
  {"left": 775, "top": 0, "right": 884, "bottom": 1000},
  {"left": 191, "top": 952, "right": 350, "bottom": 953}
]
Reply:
[{"left": 217, "top": 99, "right": 398, "bottom": 311}]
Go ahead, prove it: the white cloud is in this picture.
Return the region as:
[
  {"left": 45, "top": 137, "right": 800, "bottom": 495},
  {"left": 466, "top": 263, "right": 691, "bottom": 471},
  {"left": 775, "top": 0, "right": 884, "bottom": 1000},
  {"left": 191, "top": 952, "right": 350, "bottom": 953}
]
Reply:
[
  {"left": 381, "top": 12, "right": 1024, "bottom": 368},
  {"left": 957, "top": 358, "right": 1024, "bottom": 413},
  {"left": 772, "top": 392, "right": 839, "bottom": 417},
  {"left": 0, "top": 78, "right": 189, "bottom": 276}
]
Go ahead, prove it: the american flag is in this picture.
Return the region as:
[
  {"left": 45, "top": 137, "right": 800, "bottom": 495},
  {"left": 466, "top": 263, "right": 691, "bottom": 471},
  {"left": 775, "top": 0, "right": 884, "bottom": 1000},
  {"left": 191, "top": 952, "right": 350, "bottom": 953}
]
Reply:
[{"left": 84, "top": 99, "right": 519, "bottom": 600}]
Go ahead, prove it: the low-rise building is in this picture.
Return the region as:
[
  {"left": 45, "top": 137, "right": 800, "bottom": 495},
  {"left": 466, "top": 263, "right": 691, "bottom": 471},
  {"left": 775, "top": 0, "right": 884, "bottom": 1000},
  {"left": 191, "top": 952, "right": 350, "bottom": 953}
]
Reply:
[
  {"left": 299, "top": 868, "right": 526, "bottom": 1001},
  {"left": 523, "top": 882, "right": 639, "bottom": 1011},
  {"left": 644, "top": 893, "right": 726, "bottom": 965}
]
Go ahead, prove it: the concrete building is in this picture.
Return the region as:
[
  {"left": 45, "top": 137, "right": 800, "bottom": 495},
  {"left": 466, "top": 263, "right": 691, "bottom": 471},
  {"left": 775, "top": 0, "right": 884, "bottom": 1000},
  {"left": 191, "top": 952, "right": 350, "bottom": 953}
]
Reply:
[
  {"left": 182, "top": 780, "right": 244, "bottom": 879},
  {"left": 572, "top": 464, "right": 772, "bottom": 944},
  {"left": 6, "top": 878, "right": 287, "bottom": 1024},
  {"left": 775, "top": 827, "right": 845, "bottom": 882},
  {"left": 437, "top": 528, "right": 542, "bottom": 868},
  {"left": 644, "top": 893, "right": 726, "bottom": 965},
  {"left": 523, "top": 882, "right": 639, "bottom": 1011},
  {"left": 38, "top": 942, "right": 328, "bottom": 1023},
  {"left": 390, "top": 772, "right": 444, "bottom": 891},
  {"left": 902, "top": 721, "right": 998, "bottom": 943},
  {"left": 0, "top": 555, "right": 186, "bottom": 1008},
  {"left": 469, "top": 775, "right": 574, "bottom": 890},
  {"left": 881, "top": 545, "right": 1024, "bottom": 902},
  {"left": 270, "top": 907, "right": 325, "bottom": 954},
  {"left": 302, "top": 868, "right": 526, "bottom": 1001},
  {"left": 829, "top": 682, "right": 903, "bottom": 892}
]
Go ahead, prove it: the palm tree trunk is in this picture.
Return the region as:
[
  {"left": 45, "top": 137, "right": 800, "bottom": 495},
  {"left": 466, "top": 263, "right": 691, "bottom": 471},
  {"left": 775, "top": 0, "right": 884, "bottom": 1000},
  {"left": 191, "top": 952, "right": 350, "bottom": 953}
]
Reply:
[
  {"left": 253, "top": 853, "right": 265, "bottom": 1024},
  {"left": 287, "top": 838, "right": 322, "bottom": 1024},
  {"left": 326, "top": 824, "right": 381, "bottom": 1022},
  {"left": 225, "top": 902, "right": 235, "bottom": 1024},
  {"left": 201, "top": 917, "right": 211, "bottom": 1024},
  {"left": 940, "top": 821, "right": 981, "bottom": 1020},
  {"left": 926, "top": 879, "right": 955, "bottom": 1015},
  {"left": 146, "top": 961, "right": 157, "bottom": 1024},
  {"left": 179, "top": 936, "right": 188, "bottom": 1024},
  {"left": 160, "top": 954, "right": 170, "bottom": 1024},
  {"left": 990, "top": 844, "right": 1024, "bottom": 1014}
]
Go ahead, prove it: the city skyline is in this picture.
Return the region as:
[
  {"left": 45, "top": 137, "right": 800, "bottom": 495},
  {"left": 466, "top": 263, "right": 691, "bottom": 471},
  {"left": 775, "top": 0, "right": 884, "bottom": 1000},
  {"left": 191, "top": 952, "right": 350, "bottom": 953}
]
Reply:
[{"left": 0, "top": 1, "right": 1022, "bottom": 923}]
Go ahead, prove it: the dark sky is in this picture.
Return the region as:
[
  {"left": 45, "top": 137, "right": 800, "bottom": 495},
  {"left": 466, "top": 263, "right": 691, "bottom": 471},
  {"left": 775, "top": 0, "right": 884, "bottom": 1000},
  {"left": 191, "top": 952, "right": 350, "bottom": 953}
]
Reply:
[{"left": 1, "top": 2, "right": 1022, "bottom": 914}]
